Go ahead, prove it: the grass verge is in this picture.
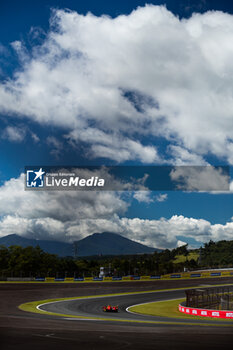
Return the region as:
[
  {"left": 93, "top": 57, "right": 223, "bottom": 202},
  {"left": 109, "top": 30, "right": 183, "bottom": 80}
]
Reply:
[{"left": 129, "top": 299, "right": 233, "bottom": 322}]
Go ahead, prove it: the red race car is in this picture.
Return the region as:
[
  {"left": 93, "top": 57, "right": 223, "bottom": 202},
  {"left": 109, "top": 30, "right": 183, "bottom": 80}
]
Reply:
[{"left": 102, "top": 305, "right": 118, "bottom": 312}]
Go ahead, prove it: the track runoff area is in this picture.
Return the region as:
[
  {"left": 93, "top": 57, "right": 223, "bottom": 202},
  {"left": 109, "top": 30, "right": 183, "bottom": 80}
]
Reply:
[{"left": 19, "top": 279, "right": 233, "bottom": 327}]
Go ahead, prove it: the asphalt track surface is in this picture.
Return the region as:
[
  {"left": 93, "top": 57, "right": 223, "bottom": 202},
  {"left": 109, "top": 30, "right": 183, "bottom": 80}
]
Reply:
[
  {"left": 1, "top": 278, "right": 233, "bottom": 350},
  {"left": 39, "top": 288, "right": 233, "bottom": 326}
]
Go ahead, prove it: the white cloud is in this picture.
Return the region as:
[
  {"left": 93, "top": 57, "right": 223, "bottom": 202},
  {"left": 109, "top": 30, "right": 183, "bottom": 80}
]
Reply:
[
  {"left": 0, "top": 173, "right": 128, "bottom": 222},
  {"left": 2, "top": 126, "right": 26, "bottom": 142},
  {"left": 155, "top": 193, "right": 168, "bottom": 202},
  {"left": 0, "top": 173, "right": 129, "bottom": 241},
  {"left": 0, "top": 174, "right": 233, "bottom": 248},
  {"left": 168, "top": 145, "right": 207, "bottom": 165},
  {"left": 0, "top": 215, "right": 65, "bottom": 238},
  {"left": 47, "top": 136, "right": 63, "bottom": 158},
  {"left": 30, "top": 131, "right": 39, "bottom": 143},
  {"left": 170, "top": 166, "right": 229, "bottom": 191},
  {"left": 1, "top": 125, "right": 39, "bottom": 143},
  {"left": 177, "top": 240, "right": 187, "bottom": 247},
  {"left": 133, "top": 191, "right": 153, "bottom": 203},
  {"left": 0, "top": 6, "right": 233, "bottom": 163},
  {"left": 68, "top": 128, "right": 160, "bottom": 163}
]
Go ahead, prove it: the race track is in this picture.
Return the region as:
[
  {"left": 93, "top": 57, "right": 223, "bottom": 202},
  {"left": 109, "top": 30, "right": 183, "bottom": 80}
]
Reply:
[
  {"left": 39, "top": 288, "right": 233, "bottom": 326},
  {"left": 1, "top": 278, "right": 233, "bottom": 350}
]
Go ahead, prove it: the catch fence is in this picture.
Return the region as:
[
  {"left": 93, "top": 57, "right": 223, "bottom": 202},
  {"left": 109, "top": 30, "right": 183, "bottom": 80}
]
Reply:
[{"left": 185, "top": 285, "right": 233, "bottom": 310}]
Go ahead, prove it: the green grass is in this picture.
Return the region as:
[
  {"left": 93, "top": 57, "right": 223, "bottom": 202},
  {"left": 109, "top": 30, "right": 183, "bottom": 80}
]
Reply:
[{"left": 129, "top": 299, "right": 233, "bottom": 322}]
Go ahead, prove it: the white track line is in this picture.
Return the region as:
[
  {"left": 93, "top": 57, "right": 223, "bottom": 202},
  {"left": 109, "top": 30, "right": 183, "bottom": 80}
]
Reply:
[
  {"left": 126, "top": 298, "right": 183, "bottom": 316},
  {"left": 36, "top": 290, "right": 173, "bottom": 312}
]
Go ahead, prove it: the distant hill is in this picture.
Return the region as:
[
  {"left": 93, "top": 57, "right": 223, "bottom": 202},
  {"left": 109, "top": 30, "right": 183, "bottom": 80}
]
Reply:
[
  {"left": 0, "top": 234, "right": 72, "bottom": 257},
  {"left": 75, "top": 232, "right": 157, "bottom": 256},
  {"left": 0, "top": 232, "right": 158, "bottom": 257}
]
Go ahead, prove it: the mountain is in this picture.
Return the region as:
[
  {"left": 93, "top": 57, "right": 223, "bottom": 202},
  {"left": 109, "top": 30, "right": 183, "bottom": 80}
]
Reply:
[
  {"left": 0, "top": 232, "right": 158, "bottom": 257},
  {"left": 75, "top": 232, "right": 157, "bottom": 256},
  {"left": 0, "top": 234, "right": 72, "bottom": 257}
]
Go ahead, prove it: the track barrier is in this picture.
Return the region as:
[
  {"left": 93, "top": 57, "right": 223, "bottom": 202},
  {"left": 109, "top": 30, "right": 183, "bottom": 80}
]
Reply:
[
  {"left": 93, "top": 277, "right": 103, "bottom": 281},
  {"left": 179, "top": 304, "right": 233, "bottom": 319},
  {"left": 190, "top": 274, "right": 201, "bottom": 278},
  {"left": 5, "top": 270, "right": 233, "bottom": 283},
  {"left": 179, "top": 285, "right": 233, "bottom": 319},
  {"left": 74, "top": 277, "right": 84, "bottom": 281},
  {"left": 170, "top": 274, "right": 181, "bottom": 278},
  {"left": 35, "top": 278, "right": 45, "bottom": 281}
]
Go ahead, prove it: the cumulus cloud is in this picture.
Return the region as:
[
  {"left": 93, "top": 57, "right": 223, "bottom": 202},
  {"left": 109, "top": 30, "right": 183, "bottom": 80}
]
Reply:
[
  {"left": 0, "top": 6, "right": 233, "bottom": 163},
  {"left": 0, "top": 173, "right": 128, "bottom": 223},
  {"left": 47, "top": 136, "right": 63, "bottom": 158},
  {"left": 1, "top": 125, "right": 39, "bottom": 143},
  {"left": 168, "top": 146, "right": 207, "bottom": 165},
  {"left": 133, "top": 191, "right": 153, "bottom": 203},
  {"left": 170, "top": 166, "right": 229, "bottom": 191},
  {"left": 2, "top": 126, "right": 26, "bottom": 142},
  {"left": 0, "top": 174, "right": 233, "bottom": 248},
  {"left": 177, "top": 240, "right": 188, "bottom": 247},
  {"left": 68, "top": 129, "right": 160, "bottom": 163},
  {"left": 155, "top": 193, "right": 168, "bottom": 202},
  {"left": 30, "top": 131, "right": 40, "bottom": 143}
]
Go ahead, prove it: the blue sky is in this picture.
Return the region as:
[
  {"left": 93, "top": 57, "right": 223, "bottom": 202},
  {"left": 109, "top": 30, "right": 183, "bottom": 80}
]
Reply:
[{"left": 1, "top": 0, "right": 233, "bottom": 249}]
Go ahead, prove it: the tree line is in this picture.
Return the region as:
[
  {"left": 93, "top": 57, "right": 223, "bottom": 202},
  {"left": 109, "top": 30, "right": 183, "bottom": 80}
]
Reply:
[{"left": 0, "top": 239, "right": 233, "bottom": 278}]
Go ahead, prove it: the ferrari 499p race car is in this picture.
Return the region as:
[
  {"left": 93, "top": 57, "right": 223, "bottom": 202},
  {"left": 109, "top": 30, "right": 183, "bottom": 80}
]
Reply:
[{"left": 102, "top": 305, "right": 118, "bottom": 312}]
